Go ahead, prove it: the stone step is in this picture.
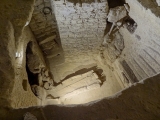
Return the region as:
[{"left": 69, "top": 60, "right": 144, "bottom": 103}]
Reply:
[
  {"left": 54, "top": 78, "right": 100, "bottom": 97},
  {"left": 51, "top": 70, "right": 95, "bottom": 91},
  {"left": 39, "top": 35, "right": 57, "bottom": 45},
  {"left": 60, "top": 83, "right": 101, "bottom": 100},
  {"left": 47, "top": 73, "right": 101, "bottom": 97},
  {"left": 62, "top": 70, "right": 95, "bottom": 84}
]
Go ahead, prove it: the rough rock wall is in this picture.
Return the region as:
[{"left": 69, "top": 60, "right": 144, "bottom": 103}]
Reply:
[
  {"left": 0, "top": 0, "right": 35, "bottom": 108},
  {"left": 0, "top": 0, "right": 52, "bottom": 109},
  {"left": 10, "top": 26, "right": 48, "bottom": 108},
  {"left": 102, "top": 0, "right": 160, "bottom": 87},
  {"left": 51, "top": 0, "right": 109, "bottom": 82},
  {"left": 2, "top": 72, "right": 160, "bottom": 120}
]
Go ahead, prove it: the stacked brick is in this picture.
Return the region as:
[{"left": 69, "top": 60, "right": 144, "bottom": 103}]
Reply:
[
  {"left": 29, "top": 0, "right": 60, "bottom": 57},
  {"left": 52, "top": 0, "right": 108, "bottom": 62}
]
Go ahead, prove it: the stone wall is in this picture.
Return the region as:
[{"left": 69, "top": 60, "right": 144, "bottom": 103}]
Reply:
[
  {"left": 53, "top": 0, "right": 108, "bottom": 63},
  {"left": 101, "top": 0, "right": 160, "bottom": 87},
  {"left": 50, "top": 0, "right": 109, "bottom": 82}
]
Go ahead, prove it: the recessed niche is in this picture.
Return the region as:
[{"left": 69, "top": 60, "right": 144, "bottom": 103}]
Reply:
[{"left": 22, "top": 79, "right": 28, "bottom": 91}]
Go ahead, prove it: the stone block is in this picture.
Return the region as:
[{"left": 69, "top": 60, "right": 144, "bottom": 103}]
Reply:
[
  {"left": 87, "top": 23, "right": 94, "bottom": 26},
  {"left": 80, "top": 13, "right": 89, "bottom": 19},
  {"left": 62, "top": 75, "right": 82, "bottom": 86},
  {"left": 99, "top": 23, "right": 106, "bottom": 27},
  {"left": 70, "top": 20, "right": 77, "bottom": 24},
  {"left": 72, "top": 15, "right": 80, "bottom": 20},
  {"left": 55, "top": 75, "right": 100, "bottom": 97},
  {"left": 68, "top": 32, "right": 75, "bottom": 38},
  {"left": 87, "top": 83, "right": 100, "bottom": 90},
  {"left": 82, "top": 3, "right": 90, "bottom": 8},
  {"left": 34, "top": 30, "right": 42, "bottom": 35},
  {"left": 98, "top": 2, "right": 108, "bottom": 8},
  {"left": 90, "top": 13, "right": 96, "bottom": 18},
  {"left": 90, "top": 3, "right": 99, "bottom": 8},
  {"left": 66, "top": 2, "right": 74, "bottom": 7},
  {"left": 60, "top": 31, "right": 68, "bottom": 37},
  {"left": 76, "top": 20, "right": 83, "bottom": 24},
  {"left": 36, "top": 33, "right": 46, "bottom": 39},
  {"left": 75, "top": 33, "right": 83, "bottom": 38},
  {"left": 56, "top": 17, "right": 65, "bottom": 21},
  {"left": 99, "top": 13, "right": 107, "bottom": 18},
  {"left": 39, "top": 35, "right": 56, "bottom": 45},
  {"left": 86, "top": 7, "right": 94, "bottom": 12}
]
